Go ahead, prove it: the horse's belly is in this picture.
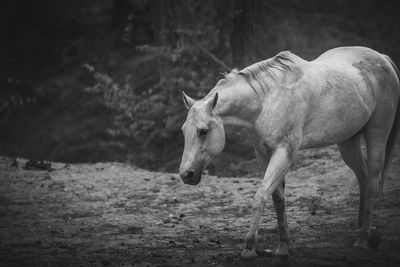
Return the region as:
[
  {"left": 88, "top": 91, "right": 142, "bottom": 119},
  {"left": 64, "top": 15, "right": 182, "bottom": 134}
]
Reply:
[{"left": 301, "top": 121, "right": 367, "bottom": 149}]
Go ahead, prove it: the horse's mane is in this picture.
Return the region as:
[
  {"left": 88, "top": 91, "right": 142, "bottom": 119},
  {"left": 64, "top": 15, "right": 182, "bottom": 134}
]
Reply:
[
  {"left": 215, "top": 51, "right": 302, "bottom": 95},
  {"left": 240, "top": 51, "right": 300, "bottom": 94},
  {"left": 215, "top": 69, "right": 240, "bottom": 87}
]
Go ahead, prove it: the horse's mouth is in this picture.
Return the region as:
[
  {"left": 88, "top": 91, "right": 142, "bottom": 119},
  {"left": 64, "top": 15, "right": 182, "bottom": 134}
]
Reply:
[{"left": 181, "top": 170, "right": 202, "bottom": 185}]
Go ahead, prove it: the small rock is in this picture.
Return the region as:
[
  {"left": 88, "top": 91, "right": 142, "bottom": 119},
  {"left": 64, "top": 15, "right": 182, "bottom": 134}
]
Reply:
[
  {"left": 125, "top": 226, "right": 143, "bottom": 234},
  {"left": 264, "top": 249, "right": 274, "bottom": 256},
  {"left": 24, "top": 159, "right": 53, "bottom": 171},
  {"left": 151, "top": 187, "right": 160, "bottom": 193},
  {"left": 325, "top": 209, "right": 332, "bottom": 215},
  {"left": 209, "top": 237, "right": 221, "bottom": 244},
  {"left": 11, "top": 159, "right": 18, "bottom": 167}
]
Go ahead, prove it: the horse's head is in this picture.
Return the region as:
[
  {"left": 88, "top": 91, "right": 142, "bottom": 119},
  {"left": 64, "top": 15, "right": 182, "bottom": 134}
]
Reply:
[{"left": 179, "top": 92, "right": 225, "bottom": 185}]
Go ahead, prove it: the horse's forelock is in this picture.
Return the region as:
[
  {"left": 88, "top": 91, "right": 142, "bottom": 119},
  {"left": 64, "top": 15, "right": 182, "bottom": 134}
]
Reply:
[{"left": 187, "top": 102, "right": 212, "bottom": 124}]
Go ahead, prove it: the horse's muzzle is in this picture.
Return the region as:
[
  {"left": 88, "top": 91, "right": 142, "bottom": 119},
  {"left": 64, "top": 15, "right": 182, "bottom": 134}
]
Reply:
[{"left": 179, "top": 170, "right": 201, "bottom": 185}]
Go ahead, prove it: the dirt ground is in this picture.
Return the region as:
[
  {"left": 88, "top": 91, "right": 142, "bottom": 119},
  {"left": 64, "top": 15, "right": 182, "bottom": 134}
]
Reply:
[{"left": 0, "top": 145, "right": 400, "bottom": 267}]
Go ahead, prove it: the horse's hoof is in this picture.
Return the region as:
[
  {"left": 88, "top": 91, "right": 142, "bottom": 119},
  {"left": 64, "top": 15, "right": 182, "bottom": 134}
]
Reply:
[
  {"left": 241, "top": 248, "right": 257, "bottom": 259},
  {"left": 354, "top": 227, "right": 381, "bottom": 250},
  {"left": 368, "top": 227, "right": 381, "bottom": 249},
  {"left": 271, "top": 254, "right": 290, "bottom": 266}
]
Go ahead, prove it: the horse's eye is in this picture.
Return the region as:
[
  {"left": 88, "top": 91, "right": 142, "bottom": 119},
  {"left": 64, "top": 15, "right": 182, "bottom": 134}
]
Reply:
[{"left": 198, "top": 128, "right": 208, "bottom": 136}]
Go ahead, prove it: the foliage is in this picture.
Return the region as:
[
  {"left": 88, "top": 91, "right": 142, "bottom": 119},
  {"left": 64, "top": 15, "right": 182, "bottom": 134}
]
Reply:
[
  {"left": 0, "top": 76, "right": 37, "bottom": 115},
  {"left": 84, "top": 1, "right": 236, "bottom": 168}
]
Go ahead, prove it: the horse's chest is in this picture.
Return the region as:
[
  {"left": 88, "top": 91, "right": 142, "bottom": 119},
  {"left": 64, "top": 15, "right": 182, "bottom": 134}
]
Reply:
[{"left": 251, "top": 115, "right": 295, "bottom": 149}]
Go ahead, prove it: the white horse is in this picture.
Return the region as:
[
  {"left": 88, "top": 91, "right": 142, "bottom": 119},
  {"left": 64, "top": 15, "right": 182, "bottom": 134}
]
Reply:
[{"left": 179, "top": 46, "right": 400, "bottom": 263}]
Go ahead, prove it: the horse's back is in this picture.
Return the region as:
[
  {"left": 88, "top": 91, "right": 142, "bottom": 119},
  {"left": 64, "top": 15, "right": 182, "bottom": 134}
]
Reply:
[{"left": 314, "top": 46, "right": 383, "bottom": 64}]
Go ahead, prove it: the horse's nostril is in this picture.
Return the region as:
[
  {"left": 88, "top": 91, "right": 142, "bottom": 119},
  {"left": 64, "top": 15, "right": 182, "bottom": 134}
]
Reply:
[
  {"left": 180, "top": 170, "right": 194, "bottom": 181},
  {"left": 186, "top": 171, "right": 194, "bottom": 180},
  {"left": 180, "top": 170, "right": 201, "bottom": 185}
]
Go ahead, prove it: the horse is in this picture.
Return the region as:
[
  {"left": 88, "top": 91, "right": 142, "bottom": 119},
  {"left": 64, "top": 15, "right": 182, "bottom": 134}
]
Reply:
[{"left": 179, "top": 46, "right": 400, "bottom": 263}]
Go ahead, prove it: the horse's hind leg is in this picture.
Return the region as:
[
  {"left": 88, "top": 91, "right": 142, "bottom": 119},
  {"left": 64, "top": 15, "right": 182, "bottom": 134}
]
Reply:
[
  {"left": 271, "top": 181, "right": 290, "bottom": 264},
  {"left": 338, "top": 133, "right": 367, "bottom": 227},
  {"left": 353, "top": 128, "right": 387, "bottom": 249}
]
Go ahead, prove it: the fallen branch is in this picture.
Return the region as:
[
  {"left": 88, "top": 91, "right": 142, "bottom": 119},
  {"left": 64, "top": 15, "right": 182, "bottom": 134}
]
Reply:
[{"left": 178, "top": 30, "right": 232, "bottom": 71}]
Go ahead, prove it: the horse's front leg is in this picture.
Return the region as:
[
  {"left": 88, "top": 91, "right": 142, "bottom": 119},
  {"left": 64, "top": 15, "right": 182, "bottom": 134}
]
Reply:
[{"left": 241, "top": 144, "right": 294, "bottom": 259}]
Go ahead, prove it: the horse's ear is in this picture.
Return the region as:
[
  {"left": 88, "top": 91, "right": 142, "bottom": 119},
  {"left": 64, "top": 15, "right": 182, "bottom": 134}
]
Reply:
[
  {"left": 212, "top": 93, "right": 218, "bottom": 109},
  {"left": 182, "top": 91, "right": 195, "bottom": 109},
  {"left": 206, "top": 93, "right": 218, "bottom": 111}
]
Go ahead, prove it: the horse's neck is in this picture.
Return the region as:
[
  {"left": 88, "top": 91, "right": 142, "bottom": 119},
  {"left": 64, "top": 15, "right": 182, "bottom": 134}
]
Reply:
[{"left": 212, "top": 84, "right": 260, "bottom": 128}]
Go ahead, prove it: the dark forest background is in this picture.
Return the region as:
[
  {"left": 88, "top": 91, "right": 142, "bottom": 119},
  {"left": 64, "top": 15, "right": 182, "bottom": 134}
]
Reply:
[{"left": 1, "top": 0, "right": 400, "bottom": 176}]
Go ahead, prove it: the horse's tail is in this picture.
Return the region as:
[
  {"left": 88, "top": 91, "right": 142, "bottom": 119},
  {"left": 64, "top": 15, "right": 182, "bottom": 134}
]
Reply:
[{"left": 381, "top": 55, "right": 400, "bottom": 195}]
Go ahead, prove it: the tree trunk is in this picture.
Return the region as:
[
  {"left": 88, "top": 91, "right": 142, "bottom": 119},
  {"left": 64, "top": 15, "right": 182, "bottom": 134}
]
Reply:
[{"left": 231, "top": 0, "right": 255, "bottom": 68}]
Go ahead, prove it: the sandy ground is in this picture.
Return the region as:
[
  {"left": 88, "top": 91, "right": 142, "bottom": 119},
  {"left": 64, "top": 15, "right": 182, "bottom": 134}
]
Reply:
[{"left": 0, "top": 145, "right": 400, "bottom": 267}]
